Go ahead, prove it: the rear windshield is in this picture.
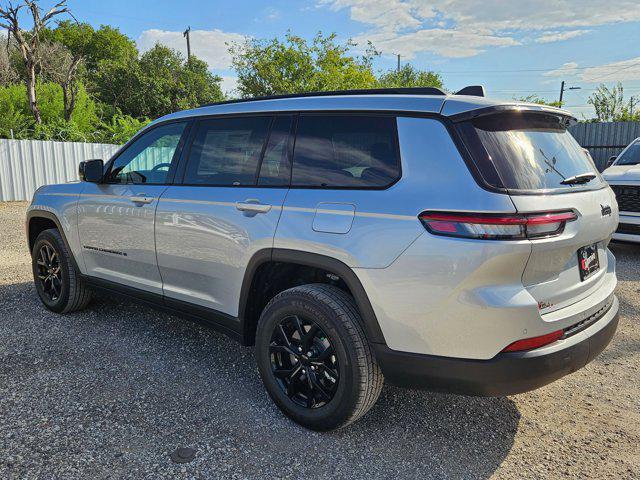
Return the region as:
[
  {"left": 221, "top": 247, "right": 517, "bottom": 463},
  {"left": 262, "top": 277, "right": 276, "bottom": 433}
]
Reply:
[
  {"left": 616, "top": 141, "right": 640, "bottom": 166},
  {"left": 457, "top": 112, "right": 604, "bottom": 192}
]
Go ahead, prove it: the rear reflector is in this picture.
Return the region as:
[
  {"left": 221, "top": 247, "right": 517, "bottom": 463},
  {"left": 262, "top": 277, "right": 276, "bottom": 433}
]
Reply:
[
  {"left": 419, "top": 211, "right": 577, "bottom": 240},
  {"left": 502, "top": 330, "right": 563, "bottom": 352}
]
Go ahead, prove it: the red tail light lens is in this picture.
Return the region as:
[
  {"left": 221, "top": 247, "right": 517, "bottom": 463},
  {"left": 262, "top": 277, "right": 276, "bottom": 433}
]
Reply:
[
  {"left": 502, "top": 330, "right": 563, "bottom": 352},
  {"left": 419, "top": 211, "right": 577, "bottom": 240}
]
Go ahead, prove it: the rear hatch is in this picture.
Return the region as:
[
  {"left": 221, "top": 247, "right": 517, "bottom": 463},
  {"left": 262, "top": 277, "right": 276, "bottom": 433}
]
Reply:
[{"left": 455, "top": 108, "right": 618, "bottom": 312}]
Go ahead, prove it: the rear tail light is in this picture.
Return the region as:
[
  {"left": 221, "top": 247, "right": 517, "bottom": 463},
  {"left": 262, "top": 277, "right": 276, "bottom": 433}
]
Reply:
[
  {"left": 502, "top": 330, "right": 563, "bottom": 352},
  {"left": 419, "top": 211, "right": 577, "bottom": 240}
]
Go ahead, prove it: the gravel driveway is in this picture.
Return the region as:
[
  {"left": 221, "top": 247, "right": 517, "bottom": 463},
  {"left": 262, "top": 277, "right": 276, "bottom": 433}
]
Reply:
[{"left": 1, "top": 201, "right": 638, "bottom": 479}]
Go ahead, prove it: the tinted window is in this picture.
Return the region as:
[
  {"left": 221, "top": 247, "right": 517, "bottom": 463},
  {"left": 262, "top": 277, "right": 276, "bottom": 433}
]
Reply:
[
  {"left": 292, "top": 115, "right": 400, "bottom": 188},
  {"left": 616, "top": 141, "right": 640, "bottom": 166},
  {"left": 184, "top": 116, "right": 271, "bottom": 186},
  {"left": 258, "top": 116, "right": 294, "bottom": 186},
  {"left": 107, "top": 122, "right": 186, "bottom": 184},
  {"left": 457, "top": 113, "right": 604, "bottom": 192}
]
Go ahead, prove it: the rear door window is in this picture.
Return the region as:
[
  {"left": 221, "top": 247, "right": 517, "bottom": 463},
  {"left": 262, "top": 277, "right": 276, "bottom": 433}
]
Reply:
[
  {"left": 291, "top": 115, "right": 400, "bottom": 188},
  {"left": 257, "top": 115, "right": 294, "bottom": 186},
  {"left": 183, "top": 116, "right": 271, "bottom": 186},
  {"left": 457, "top": 112, "right": 605, "bottom": 192}
]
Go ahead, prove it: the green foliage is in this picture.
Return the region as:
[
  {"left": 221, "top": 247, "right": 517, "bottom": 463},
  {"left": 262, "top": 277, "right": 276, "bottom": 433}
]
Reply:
[
  {"left": 230, "top": 32, "right": 378, "bottom": 97},
  {"left": 377, "top": 64, "right": 443, "bottom": 89},
  {"left": 515, "top": 95, "right": 563, "bottom": 107},
  {"left": 588, "top": 83, "right": 639, "bottom": 122},
  {"left": 0, "top": 84, "right": 32, "bottom": 138},
  {"left": 94, "top": 114, "right": 150, "bottom": 144},
  {"left": 43, "top": 21, "right": 137, "bottom": 74},
  {"left": 95, "top": 45, "right": 223, "bottom": 119}
]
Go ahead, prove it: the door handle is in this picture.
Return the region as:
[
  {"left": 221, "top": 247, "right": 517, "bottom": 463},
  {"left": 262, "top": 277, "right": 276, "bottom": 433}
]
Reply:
[
  {"left": 129, "top": 195, "right": 154, "bottom": 205},
  {"left": 236, "top": 199, "right": 272, "bottom": 214}
]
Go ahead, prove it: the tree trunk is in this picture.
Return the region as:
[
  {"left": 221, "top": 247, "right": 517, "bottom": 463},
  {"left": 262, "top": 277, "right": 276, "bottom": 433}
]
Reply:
[
  {"left": 62, "top": 84, "right": 70, "bottom": 122},
  {"left": 25, "top": 61, "right": 41, "bottom": 124}
]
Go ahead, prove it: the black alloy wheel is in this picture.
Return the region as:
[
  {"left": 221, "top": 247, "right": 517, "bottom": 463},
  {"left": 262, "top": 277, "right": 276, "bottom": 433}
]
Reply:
[
  {"left": 256, "top": 284, "right": 383, "bottom": 430},
  {"left": 36, "top": 243, "right": 63, "bottom": 302},
  {"left": 269, "top": 315, "right": 339, "bottom": 409}
]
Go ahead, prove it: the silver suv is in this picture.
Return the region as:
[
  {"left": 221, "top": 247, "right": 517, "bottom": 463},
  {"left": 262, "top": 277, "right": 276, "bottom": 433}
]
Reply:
[
  {"left": 27, "top": 88, "right": 620, "bottom": 430},
  {"left": 603, "top": 137, "right": 640, "bottom": 242}
]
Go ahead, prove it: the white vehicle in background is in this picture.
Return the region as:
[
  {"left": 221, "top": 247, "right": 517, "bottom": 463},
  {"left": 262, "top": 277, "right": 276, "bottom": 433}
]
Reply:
[{"left": 603, "top": 138, "right": 640, "bottom": 243}]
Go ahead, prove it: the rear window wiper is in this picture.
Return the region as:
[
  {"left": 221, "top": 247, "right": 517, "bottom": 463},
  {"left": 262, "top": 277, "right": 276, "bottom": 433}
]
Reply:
[{"left": 560, "top": 172, "right": 596, "bottom": 185}]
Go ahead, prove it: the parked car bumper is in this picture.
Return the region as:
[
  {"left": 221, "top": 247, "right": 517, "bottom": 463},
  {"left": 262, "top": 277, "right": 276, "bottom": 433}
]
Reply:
[
  {"left": 613, "top": 213, "right": 640, "bottom": 243},
  {"left": 374, "top": 295, "right": 619, "bottom": 396}
]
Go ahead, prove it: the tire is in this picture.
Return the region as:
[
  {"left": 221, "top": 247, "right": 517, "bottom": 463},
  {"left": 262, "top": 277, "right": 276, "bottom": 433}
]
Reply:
[
  {"left": 32, "top": 228, "right": 92, "bottom": 313},
  {"left": 255, "top": 284, "right": 383, "bottom": 431}
]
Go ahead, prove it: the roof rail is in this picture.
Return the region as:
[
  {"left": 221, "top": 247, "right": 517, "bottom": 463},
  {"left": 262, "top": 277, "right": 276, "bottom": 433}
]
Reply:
[{"left": 200, "top": 87, "right": 447, "bottom": 108}]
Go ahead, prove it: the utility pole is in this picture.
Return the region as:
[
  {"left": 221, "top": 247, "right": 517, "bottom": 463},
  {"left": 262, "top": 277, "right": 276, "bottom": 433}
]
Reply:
[
  {"left": 559, "top": 80, "right": 581, "bottom": 106},
  {"left": 397, "top": 54, "right": 400, "bottom": 74},
  {"left": 183, "top": 26, "right": 191, "bottom": 61}
]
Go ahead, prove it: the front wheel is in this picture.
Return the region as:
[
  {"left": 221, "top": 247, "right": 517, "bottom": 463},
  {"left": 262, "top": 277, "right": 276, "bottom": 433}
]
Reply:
[
  {"left": 255, "top": 284, "right": 383, "bottom": 431},
  {"left": 32, "top": 229, "right": 92, "bottom": 313}
]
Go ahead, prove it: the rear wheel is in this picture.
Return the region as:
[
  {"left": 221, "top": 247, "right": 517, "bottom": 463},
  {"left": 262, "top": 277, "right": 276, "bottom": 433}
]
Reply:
[
  {"left": 32, "top": 229, "right": 92, "bottom": 313},
  {"left": 256, "top": 284, "right": 383, "bottom": 430}
]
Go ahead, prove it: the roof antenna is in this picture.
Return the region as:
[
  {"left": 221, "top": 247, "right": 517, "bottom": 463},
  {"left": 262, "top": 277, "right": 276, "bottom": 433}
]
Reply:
[{"left": 455, "top": 85, "right": 486, "bottom": 97}]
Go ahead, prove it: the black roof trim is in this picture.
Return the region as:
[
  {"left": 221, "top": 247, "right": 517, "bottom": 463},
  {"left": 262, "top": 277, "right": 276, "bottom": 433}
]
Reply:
[
  {"left": 455, "top": 85, "right": 486, "bottom": 97},
  {"left": 200, "top": 87, "right": 447, "bottom": 108}
]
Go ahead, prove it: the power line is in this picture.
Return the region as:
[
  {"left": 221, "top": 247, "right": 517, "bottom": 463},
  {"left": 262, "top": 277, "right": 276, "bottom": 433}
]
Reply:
[
  {"left": 583, "top": 59, "right": 640, "bottom": 82},
  {"left": 432, "top": 63, "right": 640, "bottom": 74}
]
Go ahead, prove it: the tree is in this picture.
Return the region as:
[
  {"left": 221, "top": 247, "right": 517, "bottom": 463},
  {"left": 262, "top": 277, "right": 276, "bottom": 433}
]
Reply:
[
  {"left": 377, "top": 64, "right": 443, "bottom": 89},
  {"left": 38, "top": 21, "right": 137, "bottom": 121},
  {"left": 515, "top": 95, "right": 563, "bottom": 108},
  {"left": 37, "top": 40, "right": 82, "bottom": 121},
  {"left": 588, "top": 83, "right": 639, "bottom": 122},
  {"left": 229, "top": 32, "right": 377, "bottom": 97},
  {"left": 0, "top": 0, "right": 72, "bottom": 124},
  {"left": 44, "top": 21, "right": 137, "bottom": 74},
  {"left": 95, "top": 44, "right": 223, "bottom": 119}
]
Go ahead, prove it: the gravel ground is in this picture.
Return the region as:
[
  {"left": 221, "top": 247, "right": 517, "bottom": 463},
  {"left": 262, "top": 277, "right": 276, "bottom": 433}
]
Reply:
[{"left": 0, "top": 201, "right": 638, "bottom": 479}]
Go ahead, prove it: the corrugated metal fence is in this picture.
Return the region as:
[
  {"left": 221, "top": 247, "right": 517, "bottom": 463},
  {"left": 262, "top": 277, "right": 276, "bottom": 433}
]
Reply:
[
  {"left": 0, "top": 140, "right": 119, "bottom": 202},
  {"left": 569, "top": 121, "right": 640, "bottom": 171}
]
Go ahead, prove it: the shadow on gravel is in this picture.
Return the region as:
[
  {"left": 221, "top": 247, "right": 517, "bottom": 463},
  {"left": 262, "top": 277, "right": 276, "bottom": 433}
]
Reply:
[{"left": 0, "top": 281, "right": 519, "bottom": 479}]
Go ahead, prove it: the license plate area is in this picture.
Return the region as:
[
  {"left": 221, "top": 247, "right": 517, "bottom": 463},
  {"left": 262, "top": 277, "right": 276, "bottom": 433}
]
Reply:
[{"left": 577, "top": 243, "right": 600, "bottom": 281}]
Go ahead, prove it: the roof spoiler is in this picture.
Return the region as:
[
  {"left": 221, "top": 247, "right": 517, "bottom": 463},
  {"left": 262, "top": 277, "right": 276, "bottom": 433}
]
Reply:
[{"left": 454, "top": 85, "right": 486, "bottom": 97}]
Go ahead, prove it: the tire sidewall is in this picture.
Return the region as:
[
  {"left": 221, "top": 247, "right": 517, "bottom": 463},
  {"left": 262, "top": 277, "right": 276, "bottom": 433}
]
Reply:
[
  {"left": 32, "top": 231, "right": 71, "bottom": 313},
  {"left": 256, "top": 289, "right": 361, "bottom": 430}
]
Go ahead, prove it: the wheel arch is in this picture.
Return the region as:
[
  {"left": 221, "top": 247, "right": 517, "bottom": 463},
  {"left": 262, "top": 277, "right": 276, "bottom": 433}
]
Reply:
[
  {"left": 238, "top": 248, "right": 386, "bottom": 347},
  {"left": 26, "top": 210, "right": 81, "bottom": 272}
]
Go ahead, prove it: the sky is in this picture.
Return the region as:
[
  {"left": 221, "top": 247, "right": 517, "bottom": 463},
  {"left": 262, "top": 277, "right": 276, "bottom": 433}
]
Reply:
[{"left": 45, "top": 1, "right": 640, "bottom": 118}]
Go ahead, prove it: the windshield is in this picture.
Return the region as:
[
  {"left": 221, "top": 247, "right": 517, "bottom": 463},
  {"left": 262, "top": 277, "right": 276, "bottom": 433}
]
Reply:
[
  {"left": 457, "top": 112, "right": 605, "bottom": 192},
  {"left": 615, "top": 141, "right": 640, "bottom": 166}
]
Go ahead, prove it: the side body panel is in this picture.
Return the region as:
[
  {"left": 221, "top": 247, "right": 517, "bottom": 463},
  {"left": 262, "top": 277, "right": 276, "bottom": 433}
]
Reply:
[
  {"left": 76, "top": 183, "right": 168, "bottom": 294},
  {"left": 155, "top": 186, "right": 288, "bottom": 316}
]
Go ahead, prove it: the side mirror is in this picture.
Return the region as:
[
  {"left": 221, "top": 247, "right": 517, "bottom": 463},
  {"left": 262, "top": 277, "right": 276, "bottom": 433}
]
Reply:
[
  {"left": 79, "top": 159, "right": 104, "bottom": 183},
  {"left": 606, "top": 155, "right": 617, "bottom": 168}
]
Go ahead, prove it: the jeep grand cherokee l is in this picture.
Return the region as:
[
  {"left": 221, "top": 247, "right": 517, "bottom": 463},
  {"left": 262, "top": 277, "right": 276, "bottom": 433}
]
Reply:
[{"left": 27, "top": 87, "right": 619, "bottom": 430}]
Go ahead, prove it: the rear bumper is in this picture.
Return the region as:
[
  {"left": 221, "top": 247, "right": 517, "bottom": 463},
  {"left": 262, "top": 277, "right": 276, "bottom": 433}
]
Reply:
[{"left": 374, "top": 295, "right": 619, "bottom": 396}]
